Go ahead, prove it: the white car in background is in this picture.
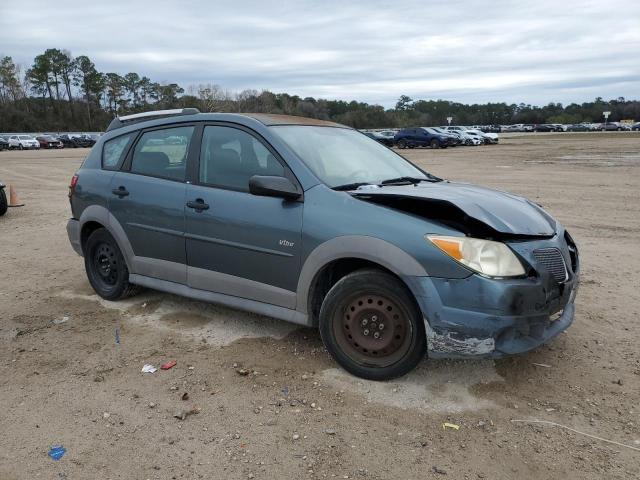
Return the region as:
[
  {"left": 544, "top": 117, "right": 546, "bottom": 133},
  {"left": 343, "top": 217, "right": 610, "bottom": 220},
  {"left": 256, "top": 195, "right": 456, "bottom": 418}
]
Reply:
[
  {"left": 443, "top": 129, "right": 482, "bottom": 146},
  {"left": 8, "top": 134, "right": 40, "bottom": 150},
  {"left": 465, "top": 128, "right": 499, "bottom": 144}
]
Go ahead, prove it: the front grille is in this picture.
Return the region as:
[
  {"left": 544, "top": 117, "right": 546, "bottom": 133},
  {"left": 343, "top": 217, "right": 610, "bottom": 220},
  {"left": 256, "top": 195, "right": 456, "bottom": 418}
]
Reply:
[{"left": 533, "top": 248, "right": 568, "bottom": 283}]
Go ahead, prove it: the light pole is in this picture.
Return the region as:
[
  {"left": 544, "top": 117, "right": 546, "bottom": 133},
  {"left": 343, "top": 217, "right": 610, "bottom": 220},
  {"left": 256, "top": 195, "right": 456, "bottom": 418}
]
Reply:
[
  {"left": 603, "top": 111, "right": 611, "bottom": 130},
  {"left": 446, "top": 116, "right": 453, "bottom": 126}
]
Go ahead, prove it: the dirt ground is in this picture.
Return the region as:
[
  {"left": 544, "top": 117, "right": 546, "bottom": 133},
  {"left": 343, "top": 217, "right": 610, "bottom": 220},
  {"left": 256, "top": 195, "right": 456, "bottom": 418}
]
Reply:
[{"left": 1, "top": 132, "right": 639, "bottom": 479}]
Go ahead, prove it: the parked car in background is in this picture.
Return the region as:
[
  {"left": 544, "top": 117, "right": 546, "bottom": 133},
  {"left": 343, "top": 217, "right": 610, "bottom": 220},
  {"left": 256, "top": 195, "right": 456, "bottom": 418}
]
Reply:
[
  {"left": 533, "top": 124, "right": 556, "bottom": 132},
  {"left": 0, "top": 136, "right": 9, "bottom": 151},
  {"left": 79, "top": 134, "right": 98, "bottom": 147},
  {"left": 394, "top": 127, "right": 455, "bottom": 149},
  {"left": 566, "top": 124, "right": 590, "bottom": 132},
  {"left": 378, "top": 130, "right": 397, "bottom": 143},
  {"left": 550, "top": 124, "right": 567, "bottom": 132},
  {"left": 431, "top": 127, "right": 462, "bottom": 146},
  {"left": 465, "top": 128, "right": 499, "bottom": 144},
  {"left": 36, "top": 135, "right": 64, "bottom": 149},
  {"left": 599, "top": 122, "right": 630, "bottom": 131},
  {"left": 8, "top": 134, "right": 40, "bottom": 150},
  {"left": 500, "top": 124, "right": 520, "bottom": 132},
  {"left": 445, "top": 129, "right": 482, "bottom": 146},
  {"left": 632, "top": 122, "right": 640, "bottom": 131},
  {"left": 362, "top": 131, "right": 394, "bottom": 147},
  {"left": 57, "top": 134, "right": 94, "bottom": 148}
]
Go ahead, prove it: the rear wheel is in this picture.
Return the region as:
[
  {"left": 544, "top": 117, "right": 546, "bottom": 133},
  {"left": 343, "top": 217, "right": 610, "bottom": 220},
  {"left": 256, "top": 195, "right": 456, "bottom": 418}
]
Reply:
[
  {"left": 396, "top": 139, "right": 407, "bottom": 149},
  {"left": 0, "top": 188, "right": 7, "bottom": 216},
  {"left": 84, "top": 228, "right": 139, "bottom": 300},
  {"left": 319, "top": 269, "right": 426, "bottom": 380}
]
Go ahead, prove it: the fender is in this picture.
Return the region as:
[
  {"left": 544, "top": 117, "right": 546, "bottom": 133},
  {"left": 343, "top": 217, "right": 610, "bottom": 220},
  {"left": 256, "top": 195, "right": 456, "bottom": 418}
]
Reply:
[
  {"left": 295, "top": 235, "right": 428, "bottom": 317},
  {"left": 78, "top": 204, "right": 135, "bottom": 270}
]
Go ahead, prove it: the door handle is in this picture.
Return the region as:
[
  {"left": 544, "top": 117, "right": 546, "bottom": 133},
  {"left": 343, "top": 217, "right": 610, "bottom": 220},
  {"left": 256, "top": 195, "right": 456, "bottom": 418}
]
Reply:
[
  {"left": 112, "top": 186, "right": 129, "bottom": 197},
  {"left": 186, "top": 199, "right": 210, "bottom": 211}
]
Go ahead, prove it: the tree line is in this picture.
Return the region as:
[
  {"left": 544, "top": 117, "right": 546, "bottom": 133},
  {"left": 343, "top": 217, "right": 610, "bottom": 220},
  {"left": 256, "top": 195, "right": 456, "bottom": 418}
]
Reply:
[{"left": 1, "top": 49, "right": 639, "bottom": 132}]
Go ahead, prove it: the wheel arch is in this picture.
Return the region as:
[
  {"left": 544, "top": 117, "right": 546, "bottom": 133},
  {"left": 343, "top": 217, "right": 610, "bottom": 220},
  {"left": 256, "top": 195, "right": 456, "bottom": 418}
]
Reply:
[
  {"left": 78, "top": 204, "right": 135, "bottom": 270},
  {"left": 296, "top": 236, "right": 427, "bottom": 326}
]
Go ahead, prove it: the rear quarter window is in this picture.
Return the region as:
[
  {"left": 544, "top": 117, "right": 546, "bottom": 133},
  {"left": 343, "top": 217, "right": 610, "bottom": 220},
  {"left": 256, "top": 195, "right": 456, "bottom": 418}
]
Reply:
[{"left": 102, "top": 133, "right": 135, "bottom": 170}]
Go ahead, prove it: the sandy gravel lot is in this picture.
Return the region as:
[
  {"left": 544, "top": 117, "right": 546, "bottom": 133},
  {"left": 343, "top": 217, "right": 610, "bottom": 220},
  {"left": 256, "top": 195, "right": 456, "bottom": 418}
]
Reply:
[{"left": 0, "top": 132, "right": 639, "bottom": 479}]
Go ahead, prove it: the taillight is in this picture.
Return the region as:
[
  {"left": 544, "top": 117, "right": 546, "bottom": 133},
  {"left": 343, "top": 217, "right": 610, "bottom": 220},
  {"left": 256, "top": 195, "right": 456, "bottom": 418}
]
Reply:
[{"left": 69, "top": 174, "right": 78, "bottom": 198}]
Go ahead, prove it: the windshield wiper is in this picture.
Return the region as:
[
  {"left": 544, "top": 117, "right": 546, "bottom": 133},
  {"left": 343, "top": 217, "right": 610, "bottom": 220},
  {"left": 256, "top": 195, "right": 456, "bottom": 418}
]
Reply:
[
  {"left": 379, "top": 175, "right": 441, "bottom": 186},
  {"left": 332, "top": 182, "right": 373, "bottom": 191}
]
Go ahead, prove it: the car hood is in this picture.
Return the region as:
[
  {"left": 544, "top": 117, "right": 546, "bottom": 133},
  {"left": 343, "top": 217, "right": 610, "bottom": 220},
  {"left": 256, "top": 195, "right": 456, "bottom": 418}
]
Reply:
[{"left": 350, "top": 181, "right": 556, "bottom": 236}]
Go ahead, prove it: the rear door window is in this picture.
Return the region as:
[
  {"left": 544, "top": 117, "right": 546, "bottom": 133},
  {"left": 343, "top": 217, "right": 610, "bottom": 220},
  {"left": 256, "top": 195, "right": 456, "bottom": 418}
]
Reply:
[{"left": 130, "top": 126, "right": 194, "bottom": 181}]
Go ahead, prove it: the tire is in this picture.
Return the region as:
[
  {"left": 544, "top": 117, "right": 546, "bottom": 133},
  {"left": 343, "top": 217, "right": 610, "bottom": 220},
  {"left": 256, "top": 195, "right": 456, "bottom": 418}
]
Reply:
[
  {"left": 19, "top": 144, "right": 23, "bottom": 150},
  {"left": 84, "top": 228, "right": 139, "bottom": 300},
  {"left": 396, "top": 139, "right": 407, "bottom": 149},
  {"left": 617, "top": 127, "right": 622, "bottom": 131},
  {"left": 319, "top": 269, "right": 426, "bottom": 380},
  {"left": 0, "top": 188, "right": 7, "bottom": 216},
  {"left": 430, "top": 139, "right": 440, "bottom": 149}
]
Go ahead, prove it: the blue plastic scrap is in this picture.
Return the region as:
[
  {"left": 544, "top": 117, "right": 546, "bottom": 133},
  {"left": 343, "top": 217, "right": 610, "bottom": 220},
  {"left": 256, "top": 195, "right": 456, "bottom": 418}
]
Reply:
[
  {"left": 48, "top": 445, "right": 66, "bottom": 461},
  {"left": 115, "top": 328, "right": 120, "bottom": 345}
]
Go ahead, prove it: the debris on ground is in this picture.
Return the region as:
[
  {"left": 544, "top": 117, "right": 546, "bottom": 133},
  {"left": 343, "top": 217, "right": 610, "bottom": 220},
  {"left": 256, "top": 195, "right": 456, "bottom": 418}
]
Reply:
[
  {"left": 532, "top": 363, "right": 552, "bottom": 368},
  {"left": 47, "top": 445, "right": 66, "bottom": 461},
  {"left": 432, "top": 465, "right": 447, "bottom": 475},
  {"left": 181, "top": 392, "right": 189, "bottom": 401},
  {"left": 236, "top": 368, "right": 250, "bottom": 376},
  {"left": 52, "top": 316, "right": 69, "bottom": 325},
  {"left": 114, "top": 328, "right": 120, "bottom": 344},
  {"left": 173, "top": 406, "right": 201, "bottom": 421},
  {"left": 160, "top": 360, "right": 176, "bottom": 370},
  {"left": 442, "top": 423, "right": 460, "bottom": 431},
  {"left": 141, "top": 364, "right": 157, "bottom": 374}
]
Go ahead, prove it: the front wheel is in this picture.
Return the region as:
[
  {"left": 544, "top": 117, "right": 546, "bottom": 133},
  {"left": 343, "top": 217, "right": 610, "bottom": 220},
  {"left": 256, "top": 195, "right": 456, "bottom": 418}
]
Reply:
[
  {"left": 430, "top": 139, "right": 440, "bottom": 149},
  {"left": 396, "top": 139, "right": 407, "bottom": 149},
  {"left": 319, "top": 269, "right": 426, "bottom": 380},
  {"left": 84, "top": 228, "right": 139, "bottom": 300}
]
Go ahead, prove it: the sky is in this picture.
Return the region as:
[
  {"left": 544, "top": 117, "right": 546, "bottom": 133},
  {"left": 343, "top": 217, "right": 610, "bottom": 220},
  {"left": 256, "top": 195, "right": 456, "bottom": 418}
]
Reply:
[{"left": 1, "top": 0, "right": 639, "bottom": 107}]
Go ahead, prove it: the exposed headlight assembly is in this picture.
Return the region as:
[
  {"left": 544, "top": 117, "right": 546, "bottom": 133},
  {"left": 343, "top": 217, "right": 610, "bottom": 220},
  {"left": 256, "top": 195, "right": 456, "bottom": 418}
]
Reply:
[{"left": 427, "top": 235, "right": 525, "bottom": 278}]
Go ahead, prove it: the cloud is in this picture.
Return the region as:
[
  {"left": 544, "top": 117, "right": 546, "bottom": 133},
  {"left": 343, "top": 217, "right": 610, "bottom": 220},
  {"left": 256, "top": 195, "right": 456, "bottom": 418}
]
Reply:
[{"left": 1, "top": 0, "right": 638, "bottom": 107}]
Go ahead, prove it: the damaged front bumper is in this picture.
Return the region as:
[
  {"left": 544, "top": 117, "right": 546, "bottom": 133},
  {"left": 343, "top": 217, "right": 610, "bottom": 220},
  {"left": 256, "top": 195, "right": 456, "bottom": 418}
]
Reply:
[{"left": 404, "top": 233, "right": 579, "bottom": 358}]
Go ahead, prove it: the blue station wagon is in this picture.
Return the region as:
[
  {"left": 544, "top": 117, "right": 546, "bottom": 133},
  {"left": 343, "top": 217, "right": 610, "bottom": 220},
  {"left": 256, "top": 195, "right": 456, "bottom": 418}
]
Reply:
[{"left": 67, "top": 109, "right": 579, "bottom": 380}]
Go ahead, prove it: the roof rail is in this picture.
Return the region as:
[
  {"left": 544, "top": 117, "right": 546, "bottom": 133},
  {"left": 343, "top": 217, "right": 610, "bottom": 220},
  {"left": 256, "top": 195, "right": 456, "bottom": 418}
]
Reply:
[{"left": 106, "top": 108, "right": 201, "bottom": 132}]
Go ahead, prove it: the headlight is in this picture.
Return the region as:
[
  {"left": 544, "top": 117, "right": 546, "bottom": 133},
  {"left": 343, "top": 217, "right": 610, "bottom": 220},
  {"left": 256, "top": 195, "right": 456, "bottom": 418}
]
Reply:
[{"left": 426, "top": 235, "right": 525, "bottom": 277}]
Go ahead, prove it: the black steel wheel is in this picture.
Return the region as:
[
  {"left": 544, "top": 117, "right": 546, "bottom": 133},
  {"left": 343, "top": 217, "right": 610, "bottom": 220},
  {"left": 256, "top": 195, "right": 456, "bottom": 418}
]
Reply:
[
  {"left": 0, "top": 188, "right": 7, "bottom": 216},
  {"left": 319, "top": 269, "right": 426, "bottom": 380},
  {"left": 84, "top": 228, "right": 139, "bottom": 300},
  {"left": 396, "top": 139, "right": 407, "bottom": 149}
]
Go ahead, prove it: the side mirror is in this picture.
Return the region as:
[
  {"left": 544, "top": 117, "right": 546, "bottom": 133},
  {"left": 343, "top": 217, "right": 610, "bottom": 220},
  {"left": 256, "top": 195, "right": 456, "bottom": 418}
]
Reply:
[{"left": 249, "top": 175, "right": 301, "bottom": 200}]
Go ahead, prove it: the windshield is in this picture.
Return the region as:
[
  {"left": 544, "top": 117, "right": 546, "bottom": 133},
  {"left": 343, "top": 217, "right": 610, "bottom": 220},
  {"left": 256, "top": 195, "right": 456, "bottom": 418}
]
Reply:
[
  {"left": 19, "top": 135, "right": 33, "bottom": 140},
  {"left": 271, "top": 126, "right": 429, "bottom": 188}
]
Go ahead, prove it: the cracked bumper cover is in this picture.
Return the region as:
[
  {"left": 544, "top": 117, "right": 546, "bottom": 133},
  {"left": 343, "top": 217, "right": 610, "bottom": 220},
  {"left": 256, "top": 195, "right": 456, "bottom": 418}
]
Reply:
[{"left": 404, "top": 266, "right": 578, "bottom": 359}]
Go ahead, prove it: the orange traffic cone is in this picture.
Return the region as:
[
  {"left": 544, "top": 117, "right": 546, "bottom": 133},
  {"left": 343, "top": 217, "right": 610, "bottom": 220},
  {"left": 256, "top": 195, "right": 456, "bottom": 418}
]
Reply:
[{"left": 8, "top": 184, "right": 25, "bottom": 207}]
